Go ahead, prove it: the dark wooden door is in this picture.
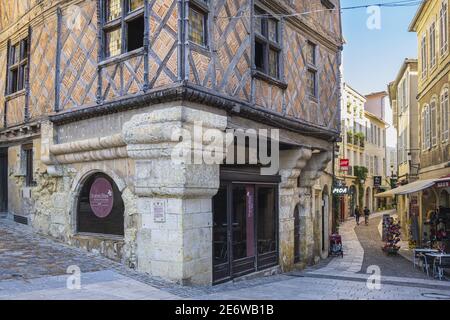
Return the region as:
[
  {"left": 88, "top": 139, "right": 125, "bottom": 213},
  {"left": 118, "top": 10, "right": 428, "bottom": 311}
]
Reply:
[
  {"left": 0, "top": 149, "right": 7, "bottom": 213},
  {"left": 213, "top": 180, "right": 279, "bottom": 284}
]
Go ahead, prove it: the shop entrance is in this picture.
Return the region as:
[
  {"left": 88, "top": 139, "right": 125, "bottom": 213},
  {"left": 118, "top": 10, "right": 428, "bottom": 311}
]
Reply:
[
  {"left": 212, "top": 168, "right": 280, "bottom": 284},
  {"left": 0, "top": 148, "right": 7, "bottom": 213}
]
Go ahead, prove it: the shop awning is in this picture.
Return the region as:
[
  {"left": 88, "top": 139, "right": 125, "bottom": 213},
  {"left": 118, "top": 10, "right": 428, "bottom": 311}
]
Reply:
[{"left": 374, "top": 179, "right": 437, "bottom": 198}]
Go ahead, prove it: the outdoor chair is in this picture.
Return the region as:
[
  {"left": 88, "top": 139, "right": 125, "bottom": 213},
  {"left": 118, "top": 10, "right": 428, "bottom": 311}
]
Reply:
[
  {"left": 418, "top": 253, "right": 431, "bottom": 276},
  {"left": 434, "top": 257, "right": 450, "bottom": 281}
]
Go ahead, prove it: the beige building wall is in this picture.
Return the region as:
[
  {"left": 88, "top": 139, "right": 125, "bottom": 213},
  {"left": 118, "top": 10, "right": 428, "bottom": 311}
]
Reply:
[
  {"left": 364, "top": 110, "right": 389, "bottom": 211},
  {"left": 407, "top": 1, "right": 450, "bottom": 245}
]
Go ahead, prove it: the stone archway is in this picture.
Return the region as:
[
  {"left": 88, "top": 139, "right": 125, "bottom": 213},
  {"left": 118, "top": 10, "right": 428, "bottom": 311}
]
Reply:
[
  {"left": 76, "top": 172, "right": 125, "bottom": 236},
  {"left": 70, "top": 167, "right": 128, "bottom": 233}
]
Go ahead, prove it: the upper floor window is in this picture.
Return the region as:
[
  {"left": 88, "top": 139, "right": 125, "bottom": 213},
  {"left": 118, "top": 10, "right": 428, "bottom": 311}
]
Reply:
[
  {"left": 188, "top": 0, "right": 208, "bottom": 47},
  {"left": 440, "top": 1, "right": 449, "bottom": 56},
  {"left": 7, "top": 38, "right": 28, "bottom": 95},
  {"left": 254, "top": 7, "right": 281, "bottom": 79},
  {"left": 430, "top": 22, "right": 437, "bottom": 69},
  {"left": 441, "top": 88, "right": 449, "bottom": 142},
  {"left": 422, "top": 104, "right": 431, "bottom": 151},
  {"left": 421, "top": 33, "right": 427, "bottom": 78},
  {"left": 102, "top": 0, "right": 145, "bottom": 59},
  {"left": 306, "top": 41, "right": 318, "bottom": 99},
  {"left": 398, "top": 76, "right": 409, "bottom": 113},
  {"left": 431, "top": 99, "right": 438, "bottom": 147}
]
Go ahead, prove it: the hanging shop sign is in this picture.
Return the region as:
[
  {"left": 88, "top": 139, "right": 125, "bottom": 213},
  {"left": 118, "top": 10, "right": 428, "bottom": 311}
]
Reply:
[
  {"left": 89, "top": 177, "right": 114, "bottom": 218},
  {"left": 332, "top": 186, "right": 349, "bottom": 196},
  {"left": 340, "top": 159, "right": 350, "bottom": 171},
  {"left": 373, "top": 176, "right": 382, "bottom": 188}
]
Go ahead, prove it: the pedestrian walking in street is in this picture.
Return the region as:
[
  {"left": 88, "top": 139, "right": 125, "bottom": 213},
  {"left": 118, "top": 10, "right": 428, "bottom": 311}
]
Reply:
[
  {"left": 364, "top": 207, "right": 370, "bottom": 226},
  {"left": 355, "top": 206, "right": 361, "bottom": 225}
]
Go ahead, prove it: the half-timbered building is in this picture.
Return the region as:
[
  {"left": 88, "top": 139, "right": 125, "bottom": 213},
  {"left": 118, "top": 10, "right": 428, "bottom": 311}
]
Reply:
[{"left": 0, "top": 0, "right": 343, "bottom": 285}]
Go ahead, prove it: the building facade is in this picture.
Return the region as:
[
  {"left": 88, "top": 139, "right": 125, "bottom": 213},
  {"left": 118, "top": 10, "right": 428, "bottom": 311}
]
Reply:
[
  {"left": 335, "top": 84, "right": 391, "bottom": 221},
  {"left": 337, "top": 83, "right": 366, "bottom": 220},
  {"left": 388, "top": 59, "right": 419, "bottom": 235},
  {"left": 0, "top": 0, "right": 343, "bottom": 285},
  {"left": 364, "top": 109, "right": 389, "bottom": 210},
  {"left": 389, "top": 59, "right": 419, "bottom": 184},
  {"left": 407, "top": 0, "right": 450, "bottom": 246}
]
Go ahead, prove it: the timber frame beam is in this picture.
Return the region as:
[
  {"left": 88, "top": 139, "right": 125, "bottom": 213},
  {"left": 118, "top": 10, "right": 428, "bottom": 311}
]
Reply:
[{"left": 49, "top": 82, "right": 340, "bottom": 141}]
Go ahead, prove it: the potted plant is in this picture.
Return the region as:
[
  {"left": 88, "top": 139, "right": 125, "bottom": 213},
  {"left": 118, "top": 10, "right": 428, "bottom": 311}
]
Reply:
[
  {"left": 354, "top": 132, "right": 365, "bottom": 148},
  {"left": 347, "top": 131, "right": 353, "bottom": 144},
  {"left": 382, "top": 217, "right": 401, "bottom": 255}
]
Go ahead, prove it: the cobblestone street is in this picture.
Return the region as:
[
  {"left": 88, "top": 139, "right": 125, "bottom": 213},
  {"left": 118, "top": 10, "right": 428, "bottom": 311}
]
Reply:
[{"left": 1, "top": 212, "right": 450, "bottom": 300}]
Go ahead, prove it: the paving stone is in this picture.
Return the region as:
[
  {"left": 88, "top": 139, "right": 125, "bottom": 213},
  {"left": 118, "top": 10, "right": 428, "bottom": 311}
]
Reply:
[{"left": 1, "top": 214, "right": 450, "bottom": 300}]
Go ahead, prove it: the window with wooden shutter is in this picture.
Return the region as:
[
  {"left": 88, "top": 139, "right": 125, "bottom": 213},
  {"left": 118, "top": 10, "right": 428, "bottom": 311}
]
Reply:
[
  {"left": 422, "top": 109, "right": 426, "bottom": 151},
  {"left": 442, "top": 88, "right": 449, "bottom": 142},
  {"left": 441, "top": 0, "right": 449, "bottom": 56},
  {"left": 431, "top": 100, "right": 437, "bottom": 146},
  {"left": 421, "top": 33, "right": 427, "bottom": 79},
  {"left": 430, "top": 22, "right": 437, "bottom": 68},
  {"left": 425, "top": 105, "right": 431, "bottom": 150}
]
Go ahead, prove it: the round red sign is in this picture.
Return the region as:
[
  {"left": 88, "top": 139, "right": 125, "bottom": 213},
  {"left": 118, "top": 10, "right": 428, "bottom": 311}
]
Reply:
[{"left": 89, "top": 178, "right": 114, "bottom": 218}]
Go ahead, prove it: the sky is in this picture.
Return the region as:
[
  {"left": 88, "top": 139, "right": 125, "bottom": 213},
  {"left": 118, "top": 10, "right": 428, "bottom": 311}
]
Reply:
[{"left": 341, "top": 0, "right": 421, "bottom": 95}]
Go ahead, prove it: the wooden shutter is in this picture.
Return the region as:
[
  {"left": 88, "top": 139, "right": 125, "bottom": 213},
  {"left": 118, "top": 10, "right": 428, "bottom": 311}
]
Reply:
[{"left": 431, "top": 101, "right": 437, "bottom": 146}]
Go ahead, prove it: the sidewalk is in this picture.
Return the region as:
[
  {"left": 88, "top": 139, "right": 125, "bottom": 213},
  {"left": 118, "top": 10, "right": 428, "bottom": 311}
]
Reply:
[
  {"left": 309, "top": 210, "right": 389, "bottom": 275},
  {"left": 306, "top": 210, "right": 450, "bottom": 290}
]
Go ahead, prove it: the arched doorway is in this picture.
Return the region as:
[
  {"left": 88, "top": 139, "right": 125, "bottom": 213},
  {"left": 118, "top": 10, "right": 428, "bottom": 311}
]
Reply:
[
  {"left": 77, "top": 172, "right": 125, "bottom": 236},
  {"left": 365, "top": 187, "right": 372, "bottom": 211}
]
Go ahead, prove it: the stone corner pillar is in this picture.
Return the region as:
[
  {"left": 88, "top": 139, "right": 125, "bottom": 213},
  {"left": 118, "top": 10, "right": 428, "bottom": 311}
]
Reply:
[
  {"left": 278, "top": 148, "right": 312, "bottom": 272},
  {"left": 123, "top": 106, "right": 227, "bottom": 286},
  {"left": 298, "top": 150, "right": 332, "bottom": 265}
]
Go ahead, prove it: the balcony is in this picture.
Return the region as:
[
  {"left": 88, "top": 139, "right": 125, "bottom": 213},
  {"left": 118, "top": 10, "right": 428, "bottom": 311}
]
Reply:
[{"left": 346, "top": 131, "right": 365, "bottom": 148}]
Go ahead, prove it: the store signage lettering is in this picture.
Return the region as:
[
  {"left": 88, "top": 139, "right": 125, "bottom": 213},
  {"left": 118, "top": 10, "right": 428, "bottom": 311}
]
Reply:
[
  {"left": 340, "top": 159, "right": 349, "bottom": 171},
  {"left": 333, "top": 186, "right": 349, "bottom": 195},
  {"left": 436, "top": 181, "right": 450, "bottom": 188},
  {"left": 89, "top": 178, "right": 114, "bottom": 218},
  {"left": 374, "top": 176, "right": 382, "bottom": 188}
]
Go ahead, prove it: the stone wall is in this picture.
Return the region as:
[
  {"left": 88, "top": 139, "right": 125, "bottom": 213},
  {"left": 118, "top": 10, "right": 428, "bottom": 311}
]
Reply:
[{"left": 2, "top": 103, "right": 334, "bottom": 285}]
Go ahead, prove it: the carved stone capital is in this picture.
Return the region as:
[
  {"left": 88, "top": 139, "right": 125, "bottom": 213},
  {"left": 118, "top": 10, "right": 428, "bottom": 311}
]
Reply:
[
  {"left": 299, "top": 150, "right": 332, "bottom": 188},
  {"left": 123, "top": 107, "right": 227, "bottom": 198}
]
